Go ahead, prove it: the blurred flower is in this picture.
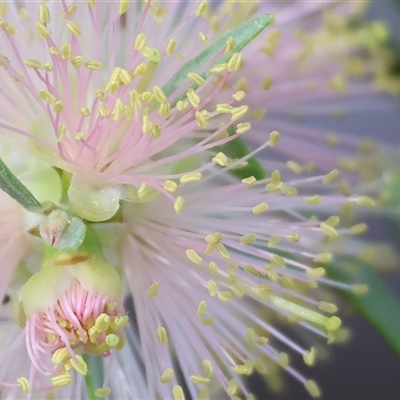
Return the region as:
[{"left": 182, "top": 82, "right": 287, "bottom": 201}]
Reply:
[
  {"left": 236, "top": 1, "right": 400, "bottom": 199},
  {"left": 0, "top": 1, "right": 378, "bottom": 399}
]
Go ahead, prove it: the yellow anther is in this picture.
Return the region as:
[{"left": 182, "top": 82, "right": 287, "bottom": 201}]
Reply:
[
  {"left": 232, "top": 90, "right": 246, "bottom": 101},
  {"left": 0, "top": 21, "right": 16, "bottom": 35},
  {"left": 202, "top": 360, "right": 213, "bottom": 377},
  {"left": 313, "top": 252, "right": 332, "bottom": 263},
  {"left": 252, "top": 202, "right": 268, "bottom": 215},
  {"left": 94, "top": 313, "right": 111, "bottom": 333},
  {"left": 227, "top": 52, "right": 242, "bottom": 72},
  {"left": 85, "top": 60, "right": 102, "bottom": 70},
  {"left": 207, "top": 280, "right": 218, "bottom": 296},
  {"left": 210, "top": 63, "right": 227, "bottom": 73},
  {"left": 51, "top": 347, "right": 71, "bottom": 365},
  {"left": 271, "top": 254, "right": 285, "bottom": 268},
  {"left": 218, "top": 291, "right": 233, "bottom": 302},
  {"left": 357, "top": 196, "right": 375, "bottom": 207},
  {"left": 80, "top": 106, "right": 90, "bottom": 117},
  {"left": 278, "top": 352, "right": 289, "bottom": 368},
  {"left": 38, "top": 89, "right": 56, "bottom": 104},
  {"left": 156, "top": 327, "right": 168, "bottom": 345},
  {"left": 19, "top": 8, "right": 28, "bottom": 20},
  {"left": 281, "top": 186, "right": 297, "bottom": 196},
  {"left": 303, "top": 347, "right": 317, "bottom": 366},
  {"left": 166, "top": 38, "right": 176, "bottom": 54},
  {"left": 227, "top": 379, "right": 239, "bottom": 396},
  {"left": 70, "top": 355, "right": 88, "bottom": 376},
  {"left": 147, "top": 281, "right": 160, "bottom": 297},
  {"left": 186, "top": 88, "right": 200, "bottom": 108},
  {"left": 304, "top": 195, "right": 321, "bottom": 204},
  {"left": 288, "top": 233, "right": 300, "bottom": 242},
  {"left": 180, "top": 172, "right": 202, "bottom": 184},
  {"left": 71, "top": 55, "right": 83, "bottom": 68},
  {"left": 118, "top": 0, "right": 129, "bottom": 15},
  {"left": 246, "top": 328, "right": 255, "bottom": 347},
  {"left": 207, "top": 261, "right": 218, "bottom": 274},
  {"left": 176, "top": 100, "right": 189, "bottom": 111},
  {"left": 51, "top": 373, "right": 73, "bottom": 387},
  {"left": 268, "top": 130, "right": 280, "bottom": 146},
  {"left": 325, "top": 216, "right": 340, "bottom": 227},
  {"left": 241, "top": 176, "right": 256, "bottom": 186},
  {"left": 216, "top": 103, "right": 233, "bottom": 113},
  {"left": 195, "top": 1, "right": 208, "bottom": 17},
  {"left": 319, "top": 302, "right": 338, "bottom": 314},
  {"left": 35, "top": 20, "right": 52, "bottom": 38},
  {"left": 173, "top": 385, "right": 185, "bottom": 400},
  {"left": 216, "top": 243, "right": 230, "bottom": 260},
  {"left": 0, "top": 2, "right": 7, "bottom": 18},
  {"left": 39, "top": 4, "right": 51, "bottom": 24},
  {"left": 195, "top": 111, "right": 208, "bottom": 128},
  {"left": 236, "top": 122, "right": 251, "bottom": 134},
  {"left": 17, "top": 377, "right": 30, "bottom": 394},
  {"left": 212, "top": 152, "right": 229, "bottom": 167},
  {"left": 66, "top": 20, "right": 81, "bottom": 36},
  {"left": 135, "top": 33, "right": 147, "bottom": 51},
  {"left": 262, "top": 77, "right": 273, "bottom": 90},
  {"left": 24, "top": 59, "right": 42, "bottom": 69},
  {"left": 190, "top": 375, "right": 210, "bottom": 385},
  {"left": 240, "top": 233, "right": 257, "bottom": 244},
  {"left": 201, "top": 317, "right": 214, "bottom": 325},
  {"left": 111, "top": 315, "right": 129, "bottom": 331},
  {"left": 198, "top": 31, "right": 208, "bottom": 44},
  {"left": 352, "top": 284, "right": 369, "bottom": 295},
  {"left": 306, "top": 267, "right": 325, "bottom": 277},
  {"left": 86, "top": 0, "right": 95, "bottom": 8},
  {"left": 186, "top": 249, "right": 203, "bottom": 264},
  {"left": 197, "top": 300, "right": 207, "bottom": 317},
  {"left": 160, "top": 368, "right": 174, "bottom": 383},
  {"left": 94, "top": 388, "right": 112, "bottom": 398},
  {"left": 245, "top": 264, "right": 260, "bottom": 276},
  {"left": 173, "top": 196, "right": 185, "bottom": 214},
  {"left": 225, "top": 37, "right": 236, "bottom": 53},
  {"left": 98, "top": 104, "right": 110, "bottom": 118},
  {"left": 267, "top": 236, "right": 280, "bottom": 247},
  {"left": 323, "top": 169, "right": 339, "bottom": 184},
  {"left": 320, "top": 222, "right": 338, "bottom": 238},
  {"left": 119, "top": 68, "right": 132, "bottom": 85},
  {"left": 58, "top": 123, "right": 67, "bottom": 141},
  {"left": 153, "top": 85, "right": 168, "bottom": 104},
  {"left": 231, "top": 105, "right": 248, "bottom": 121},
  {"left": 164, "top": 180, "right": 178, "bottom": 193},
  {"left": 287, "top": 161, "right": 303, "bottom": 174},
  {"left": 61, "top": 43, "right": 72, "bottom": 59},
  {"left": 325, "top": 316, "right": 342, "bottom": 331},
  {"left": 187, "top": 72, "right": 206, "bottom": 86},
  {"left": 133, "top": 63, "right": 147, "bottom": 76},
  {"left": 304, "top": 380, "right": 321, "bottom": 398}
]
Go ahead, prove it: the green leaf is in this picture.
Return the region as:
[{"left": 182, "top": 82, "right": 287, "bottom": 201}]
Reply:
[
  {"left": 0, "top": 157, "right": 41, "bottom": 210},
  {"left": 326, "top": 256, "right": 400, "bottom": 356},
  {"left": 83, "top": 354, "right": 105, "bottom": 400},
  {"left": 79, "top": 225, "right": 105, "bottom": 258},
  {"left": 163, "top": 13, "right": 276, "bottom": 106}
]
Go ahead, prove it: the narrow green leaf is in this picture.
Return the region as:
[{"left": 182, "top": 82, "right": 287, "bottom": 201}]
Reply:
[
  {"left": 326, "top": 256, "right": 400, "bottom": 356},
  {"left": 0, "top": 158, "right": 41, "bottom": 210},
  {"left": 83, "top": 354, "right": 105, "bottom": 400},
  {"left": 163, "top": 13, "right": 276, "bottom": 105}
]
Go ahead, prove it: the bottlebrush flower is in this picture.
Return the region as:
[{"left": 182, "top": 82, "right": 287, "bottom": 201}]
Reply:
[{"left": 0, "top": 1, "right": 376, "bottom": 399}]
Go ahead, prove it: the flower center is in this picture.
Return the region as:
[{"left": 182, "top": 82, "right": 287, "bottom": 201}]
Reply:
[{"left": 25, "top": 279, "right": 128, "bottom": 388}]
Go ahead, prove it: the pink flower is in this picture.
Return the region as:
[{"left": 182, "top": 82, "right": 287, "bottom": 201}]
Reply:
[{"left": 0, "top": 1, "right": 380, "bottom": 399}]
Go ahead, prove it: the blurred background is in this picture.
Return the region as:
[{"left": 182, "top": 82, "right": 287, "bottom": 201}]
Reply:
[{"left": 254, "top": 1, "right": 400, "bottom": 399}]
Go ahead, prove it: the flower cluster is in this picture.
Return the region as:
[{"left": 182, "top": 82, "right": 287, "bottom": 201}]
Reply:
[{"left": 0, "top": 1, "right": 392, "bottom": 399}]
